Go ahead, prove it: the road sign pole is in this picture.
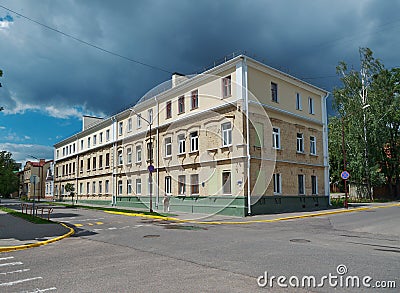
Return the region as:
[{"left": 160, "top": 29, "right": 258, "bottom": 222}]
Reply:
[{"left": 32, "top": 177, "right": 36, "bottom": 216}]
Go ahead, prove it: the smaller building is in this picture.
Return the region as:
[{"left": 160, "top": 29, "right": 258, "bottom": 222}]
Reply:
[{"left": 21, "top": 159, "right": 53, "bottom": 200}]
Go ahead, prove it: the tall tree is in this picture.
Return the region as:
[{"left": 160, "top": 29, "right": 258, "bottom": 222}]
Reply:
[{"left": 0, "top": 151, "right": 19, "bottom": 197}]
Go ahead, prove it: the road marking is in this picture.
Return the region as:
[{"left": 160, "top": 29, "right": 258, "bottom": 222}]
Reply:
[
  {"left": 87, "top": 223, "right": 94, "bottom": 226},
  {"left": 0, "top": 256, "right": 14, "bottom": 261},
  {"left": 0, "top": 262, "right": 23, "bottom": 267},
  {"left": 0, "top": 268, "right": 30, "bottom": 276},
  {"left": 95, "top": 221, "right": 104, "bottom": 225},
  {"left": 71, "top": 217, "right": 105, "bottom": 222},
  {"left": 93, "top": 228, "right": 103, "bottom": 231},
  {"left": 26, "top": 287, "right": 57, "bottom": 293},
  {"left": 0, "top": 276, "right": 42, "bottom": 287},
  {"left": 108, "top": 227, "right": 117, "bottom": 230},
  {"left": 74, "top": 223, "right": 83, "bottom": 227}
]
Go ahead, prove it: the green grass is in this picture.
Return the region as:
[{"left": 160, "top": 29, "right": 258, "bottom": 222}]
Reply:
[{"left": 0, "top": 206, "right": 53, "bottom": 224}]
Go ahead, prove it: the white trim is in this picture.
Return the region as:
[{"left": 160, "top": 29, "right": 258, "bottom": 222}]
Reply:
[{"left": 321, "top": 93, "right": 330, "bottom": 200}]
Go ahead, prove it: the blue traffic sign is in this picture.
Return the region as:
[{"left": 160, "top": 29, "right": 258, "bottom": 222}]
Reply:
[
  {"left": 341, "top": 171, "right": 350, "bottom": 180},
  {"left": 148, "top": 165, "right": 155, "bottom": 173}
]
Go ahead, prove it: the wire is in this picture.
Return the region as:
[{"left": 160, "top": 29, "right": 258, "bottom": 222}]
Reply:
[{"left": 0, "top": 4, "right": 173, "bottom": 74}]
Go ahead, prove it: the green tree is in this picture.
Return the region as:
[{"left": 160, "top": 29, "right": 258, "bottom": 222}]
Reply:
[
  {"left": 0, "top": 151, "right": 19, "bottom": 197},
  {"left": 332, "top": 48, "right": 400, "bottom": 199},
  {"left": 65, "top": 183, "right": 75, "bottom": 205}
]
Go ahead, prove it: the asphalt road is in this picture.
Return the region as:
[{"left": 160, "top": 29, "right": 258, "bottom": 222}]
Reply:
[{"left": 1, "top": 203, "right": 399, "bottom": 292}]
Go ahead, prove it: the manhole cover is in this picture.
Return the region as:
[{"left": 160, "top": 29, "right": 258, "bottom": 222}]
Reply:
[
  {"left": 143, "top": 234, "right": 160, "bottom": 238},
  {"left": 290, "top": 239, "right": 311, "bottom": 243}
]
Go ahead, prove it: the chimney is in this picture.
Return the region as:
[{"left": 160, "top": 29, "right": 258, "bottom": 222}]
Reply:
[{"left": 172, "top": 72, "right": 188, "bottom": 88}]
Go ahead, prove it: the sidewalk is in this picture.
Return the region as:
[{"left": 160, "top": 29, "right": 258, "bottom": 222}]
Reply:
[{"left": 0, "top": 206, "right": 73, "bottom": 252}]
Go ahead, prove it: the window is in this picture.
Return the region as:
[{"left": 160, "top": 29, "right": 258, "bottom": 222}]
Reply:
[
  {"left": 190, "top": 131, "right": 198, "bottom": 152},
  {"left": 118, "top": 150, "right": 123, "bottom": 165},
  {"left": 92, "top": 157, "right": 96, "bottom": 170},
  {"left": 148, "top": 109, "right": 153, "bottom": 124},
  {"left": 136, "top": 145, "right": 142, "bottom": 163},
  {"left": 127, "top": 179, "right": 132, "bottom": 195},
  {"left": 87, "top": 158, "right": 90, "bottom": 171},
  {"left": 99, "top": 181, "right": 102, "bottom": 194},
  {"left": 178, "top": 96, "right": 185, "bottom": 114},
  {"left": 222, "top": 75, "right": 232, "bottom": 98},
  {"left": 273, "top": 174, "right": 281, "bottom": 194},
  {"left": 79, "top": 183, "right": 83, "bottom": 195},
  {"left": 147, "top": 142, "right": 153, "bottom": 161},
  {"left": 136, "top": 178, "right": 142, "bottom": 195},
  {"left": 296, "top": 93, "right": 302, "bottom": 110},
  {"left": 137, "top": 114, "right": 141, "bottom": 129},
  {"left": 99, "top": 155, "right": 103, "bottom": 169},
  {"left": 222, "top": 122, "right": 232, "bottom": 146},
  {"left": 178, "top": 134, "right": 185, "bottom": 154},
  {"left": 222, "top": 171, "right": 231, "bottom": 194},
  {"left": 191, "top": 174, "right": 199, "bottom": 195},
  {"left": 308, "top": 97, "right": 314, "bottom": 114},
  {"left": 298, "top": 174, "right": 305, "bottom": 195},
  {"left": 62, "top": 165, "right": 65, "bottom": 176},
  {"left": 80, "top": 140, "right": 84, "bottom": 150},
  {"left": 73, "top": 143, "right": 75, "bottom": 153},
  {"left": 92, "top": 182, "right": 96, "bottom": 194},
  {"left": 105, "top": 153, "right": 110, "bottom": 167},
  {"left": 105, "top": 180, "right": 109, "bottom": 194},
  {"left": 86, "top": 182, "right": 90, "bottom": 195},
  {"left": 72, "top": 162, "right": 75, "bottom": 174},
  {"left": 165, "top": 176, "right": 172, "bottom": 195},
  {"left": 271, "top": 82, "right": 278, "bottom": 102},
  {"left": 99, "top": 132, "right": 103, "bottom": 144},
  {"left": 297, "top": 133, "right": 304, "bottom": 153},
  {"left": 118, "top": 180, "right": 123, "bottom": 195},
  {"left": 272, "top": 127, "right": 281, "bottom": 149},
  {"left": 88, "top": 137, "right": 91, "bottom": 148},
  {"left": 165, "top": 137, "right": 172, "bottom": 157},
  {"left": 127, "top": 148, "right": 132, "bottom": 164},
  {"left": 178, "top": 175, "right": 186, "bottom": 195},
  {"left": 311, "top": 176, "right": 318, "bottom": 195},
  {"left": 62, "top": 147, "right": 65, "bottom": 156},
  {"left": 93, "top": 135, "right": 97, "bottom": 146},
  {"left": 128, "top": 118, "right": 132, "bottom": 132},
  {"left": 191, "top": 89, "right": 198, "bottom": 109},
  {"left": 310, "top": 136, "right": 316, "bottom": 155},
  {"left": 166, "top": 101, "right": 172, "bottom": 119},
  {"left": 119, "top": 122, "right": 123, "bottom": 135},
  {"left": 106, "top": 129, "right": 110, "bottom": 141},
  {"left": 80, "top": 159, "right": 83, "bottom": 173},
  {"left": 69, "top": 163, "right": 72, "bottom": 175}
]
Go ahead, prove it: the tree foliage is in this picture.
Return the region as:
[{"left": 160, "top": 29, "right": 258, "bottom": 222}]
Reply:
[
  {"left": 0, "top": 151, "right": 19, "bottom": 196},
  {"left": 330, "top": 48, "right": 400, "bottom": 198}
]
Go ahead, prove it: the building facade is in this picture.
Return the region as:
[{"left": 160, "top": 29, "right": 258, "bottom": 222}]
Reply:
[
  {"left": 21, "top": 159, "right": 53, "bottom": 200},
  {"left": 54, "top": 55, "right": 329, "bottom": 216}
]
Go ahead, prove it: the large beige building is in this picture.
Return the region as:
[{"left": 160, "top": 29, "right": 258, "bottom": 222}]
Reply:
[{"left": 54, "top": 55, "right": 329, "bottom": 216}]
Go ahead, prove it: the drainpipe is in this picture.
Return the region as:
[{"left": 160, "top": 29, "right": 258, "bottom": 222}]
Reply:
[
  {"left": 111, "top": 116, "right": 117, "bottom": 206},
  {"left": 321, "top": 92, "right": 330, "bottom": 204},
  {"left": 155, "top": 97, "right": 160, "bottom": 209},
  {"left": 243, "top": 57, "right": 251, "bottom": 215}
]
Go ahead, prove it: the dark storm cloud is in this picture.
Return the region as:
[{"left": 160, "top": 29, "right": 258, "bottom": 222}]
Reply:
[{"left": 0, "top": 0, "right": 399, "bottom": 117}]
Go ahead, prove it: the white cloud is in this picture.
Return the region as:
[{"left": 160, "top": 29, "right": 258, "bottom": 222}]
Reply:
[
  {"left": 0, "top": 126, "right": 6, "bottom": 130},
  {"left": 0, "top": 143, "right": 54, "bottom": 165}
]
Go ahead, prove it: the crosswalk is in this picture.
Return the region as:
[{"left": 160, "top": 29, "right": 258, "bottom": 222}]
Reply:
[{"left": 0, "top": 256, "right": 56, "bottom": 292}]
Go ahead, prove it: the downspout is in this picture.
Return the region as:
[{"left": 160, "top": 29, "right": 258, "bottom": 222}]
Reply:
[
  {"left": 111, "top": 116, "right": 117, "bottom": 206},
  {"left": 243, "top": 57, "right": 251, "bottom": 215},
  {"left": 155, "top": 97, "right": 160, "bottom": 209},
  {"left": 321, "top": 92, "right": 330, "bottom": 204},
  {"left": 75, "top": 134, "right": 78, "bottom": 203}
]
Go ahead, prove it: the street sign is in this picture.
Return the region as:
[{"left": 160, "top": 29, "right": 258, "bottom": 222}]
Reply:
[
  {"left": 148, "top": 165, "right": 155, "bottom": 173},
  {"left": 30, "top": 175, "right": 39, "bottom": 184},
  {"left": 341, "top": 171, "right": 350, "bottom": 180}
]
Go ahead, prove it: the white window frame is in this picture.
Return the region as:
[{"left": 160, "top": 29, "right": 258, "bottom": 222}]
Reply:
[
  {"left": 86, "top": 182, "right": 90, "bottom": 195},
  {"left": 308, "top": 97, "right": 314, "bottom": 114},
  {"left": 99, "top": 181, "right": 102, "bottom": 194},
  {"left": 118, "top": 180, "right": 123, "bottom": 195},
  {"left": 297, "top": 133, "right": 304, "bottom": 153},
  {"left": 127, "top": 147, "right": 132, "bottom": 164},
  {"left": 136, "top": 178, "right": 142, "bottom": 195},
  {"left": 136, "top": 145, "right": 142, "bottom": 163},
  {"left": 273, "top": 173, "right": 282, "bottom": 195},
  {"left": 137, "top": 114, "right": 142, "bottom": 129},
  {"left": 148, "top": 109, "right": 153, "bottom": 124},
  {"left": 165, "top": 137, "right": 172, "bottom": 157},
  {"left": 127, "top": 179, "right": 132, "bottom": 195},
  {"left": 87, "top": 137, "right": 91, "bottom": 148},
  {"left": 296, "top": 92, "right": 302, "bottom": 110},
  {"left": 190, "top": 131, "right": 199, "bottom": 152},
  {"left": 221, "top": 122, "right": 232, "bottom": 147},
  {"left": 128, "top": 118, "right": 132, "bottom": 132},
  {"left": 272, "top": 127, "right": 281, "bottom": 149},
  {"left": 118, "top": 150, "right": 123, "bottom": 165},
  {"left": 99, "top": 132, "right": 103, "bottom": 144},
  {"left": 178, "top": 134, "right": 185, "bottom": 154},
  {"left": 93, "top": 135, "right": 97, "bottom": 146},
  {"left": 222, "top": 75, "right": 232, "bottom": 98},
  {"left": 178, "top": 175, "right": 186, "bottom": 195},
  {"left": 106, "top": 129, "right": 110, "bottom": 141},
  {"left": 165, "top": 176, "right": 172, "bottom": 195},
  {"left": 119, "top": 122, "right": 123, "bottom": 135},
  {"left": 310, "top": 136, "right": 317, "bottom": 155}
]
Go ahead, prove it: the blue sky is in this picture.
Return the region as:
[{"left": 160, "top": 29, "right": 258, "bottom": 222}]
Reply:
[{"left": 1, "top": 0, "right": 399, "bottom": 165}]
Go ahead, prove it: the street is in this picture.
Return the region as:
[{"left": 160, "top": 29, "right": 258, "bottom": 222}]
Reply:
[{"left": 1, "top": 202, "right": 399, "bottom": 292}]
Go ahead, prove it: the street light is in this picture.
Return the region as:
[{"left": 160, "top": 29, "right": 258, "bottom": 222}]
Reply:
[{"left": 130, "top": 109, "right": 154, "bottom": 213}]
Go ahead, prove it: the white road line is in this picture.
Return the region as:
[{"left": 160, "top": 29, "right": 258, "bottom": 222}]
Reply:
[
  {"left": 93, "top": 228, "right": 103, "bottom": 231},
  {"left": 0, "top": 262, "right": 23, "bottom": 267},
  {"left": 25, "top": 286, "right": 57, "bottom": 293},
  {"left": 70, "top": 218, "right": 105, "bottom": 222},
  {"left": 0, "top": 276, "right": 43, "bottom": 287},
  {"left": 108, "top": 227, "right": 117, "bottom": 230},
  {"left": 0, "top": 256, "right": 14, "bottom": 261},
  {"left": 0, "top": 268, "right": 30, "bottom": 276}
]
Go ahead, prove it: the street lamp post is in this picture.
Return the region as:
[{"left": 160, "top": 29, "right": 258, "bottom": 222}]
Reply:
[
  {"left": 130, "top": 110, "right": 154, "bottom": 213},
  {"left": 341, "top": 117, "right": 348, "bottom": 209}
]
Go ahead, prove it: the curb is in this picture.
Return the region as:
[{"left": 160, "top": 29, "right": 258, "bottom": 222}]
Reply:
[
  {"left": 0, "top": 223, "right": 75, "bottom": 253},
  {"left": 104, "top": 203, "right": 400, "bottom": 225}
]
